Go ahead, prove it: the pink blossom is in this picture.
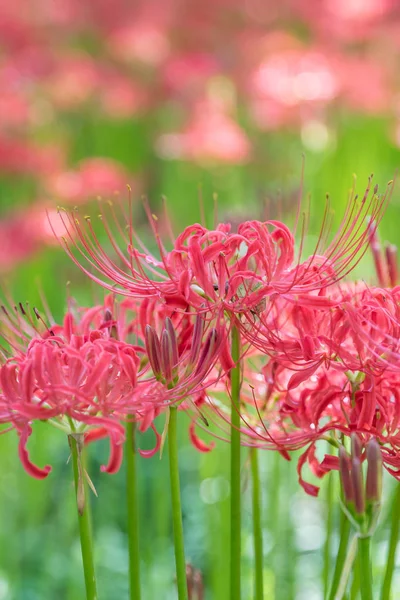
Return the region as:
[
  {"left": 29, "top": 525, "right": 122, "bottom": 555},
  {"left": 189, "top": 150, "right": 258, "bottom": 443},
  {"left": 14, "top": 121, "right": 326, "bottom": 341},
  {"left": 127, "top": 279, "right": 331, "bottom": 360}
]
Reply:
[
  {"left": 0, "top": 318, "right": 139, "bottom": 478},
  {"left": 47, "top": 158, "right": 131, "bottom": 204}
]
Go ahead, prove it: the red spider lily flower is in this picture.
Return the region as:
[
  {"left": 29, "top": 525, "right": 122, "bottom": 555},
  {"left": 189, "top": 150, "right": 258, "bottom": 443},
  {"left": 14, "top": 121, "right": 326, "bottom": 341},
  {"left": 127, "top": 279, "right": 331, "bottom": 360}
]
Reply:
[
  {"left": 0, "top": 295, "right": 142, "bottom": 478},
  {"left": 55, "top": 178, "right": 389, "bottom": 322},
  {"left": 261, "top": 361, "right": 400, "bottom": 494},
  {"left": 193, "top": 327, "right": 400, "bottom": 496}
]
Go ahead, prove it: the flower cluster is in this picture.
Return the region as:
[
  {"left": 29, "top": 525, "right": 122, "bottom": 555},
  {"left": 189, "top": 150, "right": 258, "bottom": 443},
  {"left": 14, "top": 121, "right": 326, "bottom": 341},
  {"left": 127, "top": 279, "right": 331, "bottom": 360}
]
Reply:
[{"left": 0, "top": 177, "right": 398, "bottom": 499}]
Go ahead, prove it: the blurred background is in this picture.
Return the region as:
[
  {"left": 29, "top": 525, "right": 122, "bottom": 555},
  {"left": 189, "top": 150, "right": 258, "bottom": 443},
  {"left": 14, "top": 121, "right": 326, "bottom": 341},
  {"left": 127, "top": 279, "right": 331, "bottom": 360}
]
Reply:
[{"left": 1, "top": 1, "right": 400, "bottom": 598}]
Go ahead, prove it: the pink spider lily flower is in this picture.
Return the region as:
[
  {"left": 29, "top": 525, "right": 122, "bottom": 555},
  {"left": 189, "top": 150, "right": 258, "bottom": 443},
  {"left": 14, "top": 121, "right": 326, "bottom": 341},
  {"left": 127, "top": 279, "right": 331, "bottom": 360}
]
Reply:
[
  {"left": 0, "top": 293, "right": 225, "bottom": 460},
  {"left": 0, "top": 331, "right": 139, "bottom": 479},
  {"left": 191, "top": 336, "right": 400, "bottom": 495},
  {"left": 56, "top": 178, "right": 389, "bottom": 325},
  {"left": 0, "top": 296, "right": 143, "bottom": 478},
  {"left": 256, "top": 361, "right": 400, "bottom": 495},
  {"left": 244, "top": 281, "right": 400, "bottom": 374}
]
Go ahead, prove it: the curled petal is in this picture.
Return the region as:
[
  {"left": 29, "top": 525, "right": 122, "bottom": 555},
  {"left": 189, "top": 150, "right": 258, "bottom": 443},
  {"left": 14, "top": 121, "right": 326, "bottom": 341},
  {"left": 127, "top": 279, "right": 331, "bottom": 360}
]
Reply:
[
  {"left": 18, "top": 426, "right": 51, "bottom": 480},
  {"left": 219, "top": 334, "right": 234, "bottom": 372},
  {"left": 84, "top": 427, "right": 109, "bottom": 445},
  {"left": 189, "top": 420, "right": 215, "bottom": 453},
  {"left": 139, "top": 423, "right": 161, "bottom": 458},
  {"left": 287, "top": 363, "right": 320, "bottom": 391},
  {"left": 297, "top": 444, "right": 319, "bottom": 497},
  {"left": 320, "top": 454, "right": 340, "bottom": 471},
  {"left": 100, "top": 435, "right": 124, "bottom": 474}
]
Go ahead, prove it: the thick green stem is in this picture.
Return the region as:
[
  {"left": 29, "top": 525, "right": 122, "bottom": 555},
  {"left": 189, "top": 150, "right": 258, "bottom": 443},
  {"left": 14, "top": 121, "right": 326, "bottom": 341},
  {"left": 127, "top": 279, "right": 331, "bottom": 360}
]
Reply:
[
  {"left": 350, "top": 547, "right": 360, "bottom": 599},
  {"left": 230, "top": 325, "right": 241, "bottom": 600},
  {"left": 168, "top": 406, "right": 188, "bottom": 600},
  {"left": 358, "top": 537, "right": 373, "bottom": 600},
  {"left": 381, "top": 483, "right": 400, "bottom": 600},
  {"left": 328, "top": 514, "right": 351, "bottom": 600},
  {"left": 324, "top": 473, "right": 334, "bottom": 599},
  {"left": 250, "top": 448, "right": 263, "bottom": 600},
  {"left": 335, "top": 534, "right": 358, "bottom": 600},
  {"left": 126, "top": 419, "right": 141, "bottom": 600},
  {"left": 69, "top": 434, "right": 98, "bottom": 600}
]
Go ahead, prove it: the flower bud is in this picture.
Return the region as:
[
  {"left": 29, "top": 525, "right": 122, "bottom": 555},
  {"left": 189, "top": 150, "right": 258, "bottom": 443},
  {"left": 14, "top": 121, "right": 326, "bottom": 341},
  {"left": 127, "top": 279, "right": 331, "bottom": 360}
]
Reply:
[
  {"left": 188, "top": 314, "right": 205, "bottom": 367},
  {"left": 186, "top": 564, "right": 194, "bottom": 600},
  {"left": 351, "top": 457, "right": 365, "bottom": 515},
  {"left": 385, "top": 243, "right": 398, "bottom": 287},
  {"left": 161, "top": 329, "right": 174, "bottom": 384},
  {"left": 351, "top": 433, "right": 362, "bottom": 460},
  {"left": 193, "top": 568, "right": 204, "bottom": 600},
  {"left": 104, "top": 308, "right": 118, "bottom": 339},
  {"left": 195, "top": 328, "right": 218, "bottom": 378},
  {"left": 164, "top": 317, "right": 179, "bottom": 367},
  {"left": 339, "top": 446, "right": 354, "bottom": 505},
  {"left": 366, "top": 438, "right": 382, "bottom": 504},
  {"left": 144, "top": 325, "right": 162, "bottom": 379}
]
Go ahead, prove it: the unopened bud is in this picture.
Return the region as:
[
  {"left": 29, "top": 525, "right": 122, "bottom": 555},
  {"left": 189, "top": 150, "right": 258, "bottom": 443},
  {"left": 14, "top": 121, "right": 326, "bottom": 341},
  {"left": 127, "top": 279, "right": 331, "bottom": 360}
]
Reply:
[
  {"left": 339, "top": 446, "right": 354, "bottom": 505},
  {"left": 164, "top": 318, "right": 179, "bottom": 367},
  {"left": 351, "top": 433, "right": 362, "bottom": 460},
  {"left": 368, "top": 223, "right": 386, "bottom": 287},
  {"left": 104, "top": 308, "right": 118, "bottom": 339},
  {"left": 193, "top": 569, "right": 204, "bottom": 600},
  {"left": 185, "top": 564, "right": 203, "bottom": 600},
  {"left": 351, "top": 457, "right": 365, "bottom": 515},
  {"left": 366, "top": 438, "right": 382, "bottom": 503},
  {"left": 186, "top": 564, "right": 194, "bottom": 600},
  {"left": 195, "top": 328, "right": 218, "bottom": 378},
  {"left": 385, "top": 243, "right": 398, "bottom": 287},
  {"left": 144, "top": 325, "right": 162, "bottom": 378},
  {"left": 189, "top": 314, "right": 205, "bottom": 366},
  {"left": 161, "top": 330, "right": 174, "bottom": 384}
]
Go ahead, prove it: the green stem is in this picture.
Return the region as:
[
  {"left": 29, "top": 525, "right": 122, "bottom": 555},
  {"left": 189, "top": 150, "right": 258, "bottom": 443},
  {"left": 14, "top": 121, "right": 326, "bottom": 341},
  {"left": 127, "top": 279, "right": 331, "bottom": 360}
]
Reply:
[
  {"left": 168, "top": 406, "right": 188, "bottom": 600},
  {"left": 358, "top": 537, "right": 373, "bottom": 600},
  {"left": 381, "top": 483, "right": 400, "bottom": 600},
  {"left": 335, "top": 534, "right": 358, "bottom": 600},
  {"left": 230, "top": 325, "right": 241, "bottom": 600},
  {"left": 69, "top": 434, "right": 98, "bottom": 600},
  {"left": 324, "top": 473, "right": 334, "bottom": 599},
  {"left": 350, "top": 546, "right": 360, "bottom": 599},
  {"left": 126, "top": 419, "right": 141, "bottom": 599},
  {"left": 328, "top": 514, "right": 351, "bottom": 600},
  {"left": 250, "top": 448, "right": 263, "bottom": 600}
]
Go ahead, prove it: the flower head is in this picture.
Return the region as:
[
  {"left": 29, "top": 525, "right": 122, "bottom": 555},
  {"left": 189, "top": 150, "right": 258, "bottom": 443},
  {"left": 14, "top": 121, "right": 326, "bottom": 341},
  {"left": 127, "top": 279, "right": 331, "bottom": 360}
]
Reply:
[{"left": 57, "top": 177, "right": 389, "bottom": 325}]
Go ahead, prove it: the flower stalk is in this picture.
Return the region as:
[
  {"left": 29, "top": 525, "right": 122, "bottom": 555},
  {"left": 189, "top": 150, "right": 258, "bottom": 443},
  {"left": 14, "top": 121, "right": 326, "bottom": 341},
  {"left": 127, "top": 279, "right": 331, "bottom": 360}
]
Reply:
[
  {"left": 250, "top": 448, "right": 264, "bottom": 600},
  {"left": 168, "top": 406, "right": 188, "bottom": 600},
  {"left": 358, "top": 536, "right": 373, "bottom": 600},
  {"left": 69, "top": 434, "right": 98, "bottom": 600},
  {"left": 126, "top": 419, "right": 141, "bottom": 600},
  {"left": 230, "top": 325, "right": 242, "bottom": 600},
  {"left": 328, "top": 513, "right": 351, "bottom": 600},
  {"left": 380, "top": 483, "right": 400, "bottom": 600}
]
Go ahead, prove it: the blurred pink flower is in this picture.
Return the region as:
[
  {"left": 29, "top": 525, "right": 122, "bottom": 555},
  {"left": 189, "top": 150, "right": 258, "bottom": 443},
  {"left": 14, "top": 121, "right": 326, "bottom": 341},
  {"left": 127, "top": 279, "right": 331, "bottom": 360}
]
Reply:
[
  {"left": 0, "top": 201, "right": 75, "bottom": 271},
  {"left": 250, "top": 48, "right": 338, "bottom": 107},
  {"left": 108, "top": 22, "right": 170, "bottom": 66},
  {"left": 44, "top": 55, "right": 100, "bottom": 110},
  {"left": 163, "top": 53, "right": 219, "bottom": 95},
  {"left": 100, "top": 76, "right": 148, "bottom": 118},
  {"left": 295, "top": 0, "right": 396, "bottom": 40},
  {"left": 157, "top": 101, "right": 251, "bottom": 164},
  {"left": 0, "top": 89, "right": 32, "bottom": 131},
  {"left": 47, "top": 157, "right": 131, "bottom": 203},
  {"left": 0, "top": 137, "right": 64, "bottom": 176}
]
